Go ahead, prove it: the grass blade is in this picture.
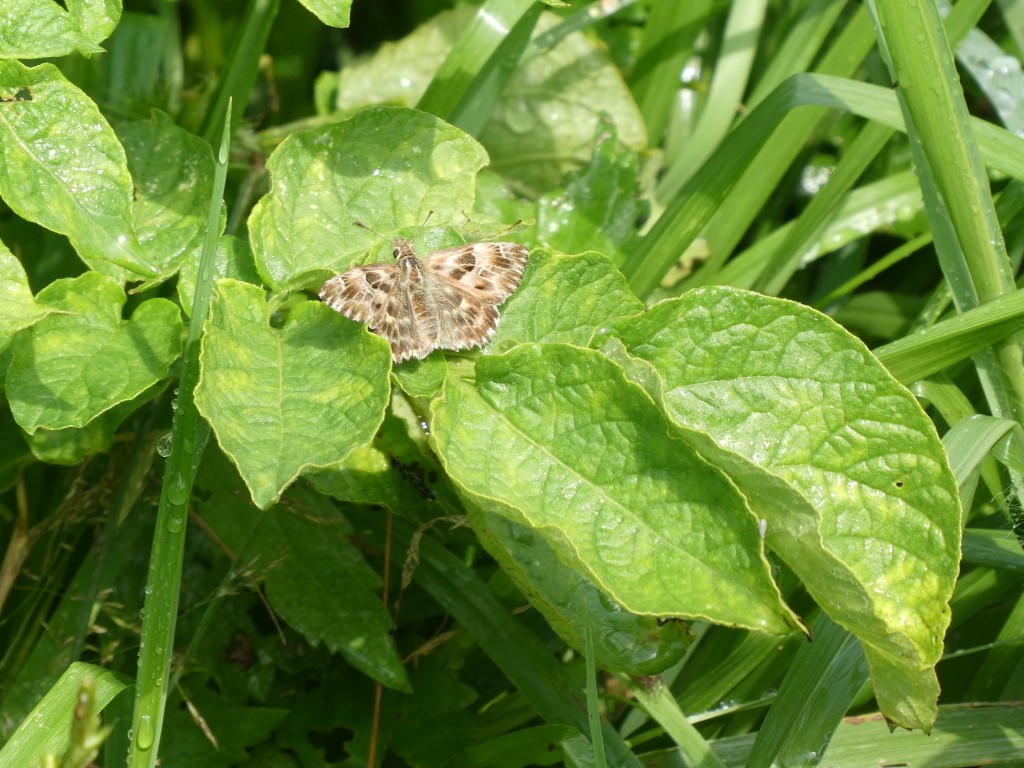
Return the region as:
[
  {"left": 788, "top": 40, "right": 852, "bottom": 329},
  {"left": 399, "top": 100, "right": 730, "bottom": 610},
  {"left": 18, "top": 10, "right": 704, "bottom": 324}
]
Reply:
[{"left": 127, "top": 103, "right": 232, "bottom": 768}]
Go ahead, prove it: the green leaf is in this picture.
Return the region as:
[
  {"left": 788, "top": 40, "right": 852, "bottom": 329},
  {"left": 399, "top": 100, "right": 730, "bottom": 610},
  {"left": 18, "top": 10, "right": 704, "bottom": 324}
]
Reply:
[
  {"left": 293, "top": 0, "right": 350, "bottom": 28},
  {"left": 329, "top": 8, "right": 646, "bottom": 196},
  {"left": 0, "top": 238, "right": 53, "bottom": 345},
  {"left": 72, "top": 0, "right": 121, "bottom": 46},
  {"left": 536, "top": 120, "right": 645, "bottom": 265},
  {"left": 6, "top": 272, "right": 182, "bottom": 434},
  {"left": 248, "top": 106, "right": 489, "bottom": 290},
  {"left": 0, "top": 61, "right": 153, "bottom": 280},
  {"left": 480, "top": 12, "right": 646, "bottom": 195},
  {"left": 609, "top": 286, "right": 961, "bottom": 731},
  {"left": 198, "top": 490, "right": 409, "bottom": 692},
  {"left": 432, "top": 343, "right": 801, "bottom": 634},
  {"left": 194, "top": 279, "right": 391, "bottom": 509},
  {"left": 0, "top": 0, "right": 107, "bottom": 59},
  {"left": 25, "top": 383, "right": 163, "bottom": 465},
  {"left": 493, "top": 251, "right": 644, "bottom": 351},
  {"left": 473, "top": 507, "right": 692, "bottom": 675},
  {"left": 118, "top": 111, "right": 218, "bottom": 283}
]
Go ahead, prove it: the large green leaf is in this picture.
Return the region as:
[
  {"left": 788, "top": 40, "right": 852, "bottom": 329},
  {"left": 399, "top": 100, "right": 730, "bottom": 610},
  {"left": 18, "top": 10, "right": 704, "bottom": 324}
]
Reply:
[
  {"left": 118, "top": 111, "right": 218, "bottom": 283},
  {"left": 194, "top": 279, "right": 391, "bottom": 509},
  {"left": 25, "top": 383, "right": 164, "bottom": 465},
  {"left": 72, "top": 0, "right": 120, "bottom": 45},
  {"left": 535, "top": 121, "right": 645, "bottom": 266},
  {"left": 0, "top": 61, "right": 152, "bottom": 280},
  {"left": 5, "top": 272, "right": 182, "bottom": 434},
  {"left": 432, "top": 343, "right": 801, "bottom": 634},
  {"left": 248, "top": 106, "right": 488, "bottom": 290},
  {"left": 609, "top": 286, "right": 961, "bottom": 731},
  {"left": 492, "top": 250, "right": 644, "bottom": 351}
]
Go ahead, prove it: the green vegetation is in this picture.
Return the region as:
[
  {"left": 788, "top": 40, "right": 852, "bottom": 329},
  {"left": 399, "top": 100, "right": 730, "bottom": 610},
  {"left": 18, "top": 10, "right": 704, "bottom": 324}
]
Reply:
[{"left": 1, "top": 0, "right": 1023, "bottom": 766}]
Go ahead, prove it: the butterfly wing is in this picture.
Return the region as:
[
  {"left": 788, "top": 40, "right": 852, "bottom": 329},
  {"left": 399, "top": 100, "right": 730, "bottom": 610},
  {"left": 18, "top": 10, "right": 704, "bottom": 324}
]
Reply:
[
  {"left": 424, "top": 242, "right": 529, "bottom": 305},
  {"left": 425, "top": 280, "right": 502, "bottom": 353},
  {"left": 420, "top": 242, "right": 528, "bottom": 354},
  {"left": 319, "top": 263, "right": 433, "bottom": 363}
]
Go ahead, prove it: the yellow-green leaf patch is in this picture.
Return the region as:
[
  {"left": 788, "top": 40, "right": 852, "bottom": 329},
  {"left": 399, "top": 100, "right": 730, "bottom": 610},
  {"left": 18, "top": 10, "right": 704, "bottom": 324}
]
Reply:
[
  {"left": 492, "top": 250, "right": 644, "bottom": 351},
  {"left": 194, "top": 279, "right": 391, "bottom": 509},
  {"left": 6, "top": 272, "right": 182, "bottom": 433},
  {"left": 118, "top": 111, "right": 218, "bottom": 283}
]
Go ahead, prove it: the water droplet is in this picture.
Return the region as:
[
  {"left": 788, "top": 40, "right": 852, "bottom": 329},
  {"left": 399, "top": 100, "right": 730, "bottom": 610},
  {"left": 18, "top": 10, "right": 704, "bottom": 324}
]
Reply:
[
  {"left": 166, "top": 475, "right": 189, "bottom": 505},
  {"left": 156, "top": 433, "right": 172, "bottom": 458},
  {"left": 135, "top": 714, "right": 155, "bottom": 750},
  {"left": 167, "top": 514, "right": 185, "bottom": 533}
]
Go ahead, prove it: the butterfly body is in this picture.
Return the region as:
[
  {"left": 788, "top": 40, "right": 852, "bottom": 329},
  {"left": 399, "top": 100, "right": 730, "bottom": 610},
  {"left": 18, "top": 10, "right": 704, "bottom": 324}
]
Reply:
[{"left": 320, "top": 238, "right": 528, "bottom": 364}]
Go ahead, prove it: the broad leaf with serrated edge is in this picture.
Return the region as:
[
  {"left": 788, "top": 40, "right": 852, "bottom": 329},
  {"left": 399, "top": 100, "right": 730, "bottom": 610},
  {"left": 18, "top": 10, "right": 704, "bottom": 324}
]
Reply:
[
  {"left": 609, "top": 286, "right": 961, "bottom": 731},
  {"left": 0, "top": 61, "right": 152, "bottom": 280},
  {"left": 432, "top": 343, "right": 801, "bottom": 634},
  {"left": 195, "top": 279, "right": 390, "bottom": 509},
  {"left": 6, "top": 272, "right": 181, "bottom": 433},
  {"left": 248, "top": 106, "right": 488, "bottom": 290}
]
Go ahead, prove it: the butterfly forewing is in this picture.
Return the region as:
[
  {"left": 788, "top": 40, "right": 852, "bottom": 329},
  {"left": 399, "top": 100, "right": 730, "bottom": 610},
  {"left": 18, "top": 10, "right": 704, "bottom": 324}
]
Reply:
[
  {"left": 320, "top": 237, "right": 528, "bottom": 364},
  {"left": 425, "top": 242, "right": 529, "bottom": 305}
]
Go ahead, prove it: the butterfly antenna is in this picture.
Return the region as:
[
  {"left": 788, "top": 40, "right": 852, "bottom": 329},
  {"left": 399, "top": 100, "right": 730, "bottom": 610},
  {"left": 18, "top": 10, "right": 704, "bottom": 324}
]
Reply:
[{"left": 352, "top": 221, "right": 388, "bottom": 242}]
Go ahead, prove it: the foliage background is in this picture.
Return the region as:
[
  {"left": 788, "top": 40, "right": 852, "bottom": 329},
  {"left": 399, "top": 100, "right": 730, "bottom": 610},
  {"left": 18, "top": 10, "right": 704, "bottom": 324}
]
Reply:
[{"left": 1, "top": 0, "right": 1024, "bottom": 767}]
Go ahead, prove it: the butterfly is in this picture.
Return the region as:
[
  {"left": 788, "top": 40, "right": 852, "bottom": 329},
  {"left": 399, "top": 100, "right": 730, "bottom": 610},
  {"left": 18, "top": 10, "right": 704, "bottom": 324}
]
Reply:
[{"left": 319, "top": 237, "right": 529, "bottom": 364}]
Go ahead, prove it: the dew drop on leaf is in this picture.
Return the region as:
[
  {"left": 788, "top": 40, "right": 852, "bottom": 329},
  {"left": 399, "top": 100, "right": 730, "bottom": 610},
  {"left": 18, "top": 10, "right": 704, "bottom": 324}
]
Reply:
[{"left": 135, "top": 714, "right": 155, "bottom": 750}]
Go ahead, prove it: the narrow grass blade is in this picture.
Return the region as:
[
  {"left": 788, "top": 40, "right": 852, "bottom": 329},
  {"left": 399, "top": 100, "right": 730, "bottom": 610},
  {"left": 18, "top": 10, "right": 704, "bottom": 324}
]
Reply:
[
  {"left": 198, "top": 0, "right": 279, "bottom": 145},
  {"left": 746, "top": 613, "right": 867, "bottom": 767},
  {"left": 629, "top": 0, "right": 710, "bottom": 144},
  {"left": 628, "top": 677, "right": 728, "bottom": 768},
  {"left": 127, "top": 103, "right": 232, "bottom": 768},
  {"left": 417, "top": 0, "right": 538, "bottom": 130},
  {"left": 583, "top": 615, "right": 607, "bottom": 768}
]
